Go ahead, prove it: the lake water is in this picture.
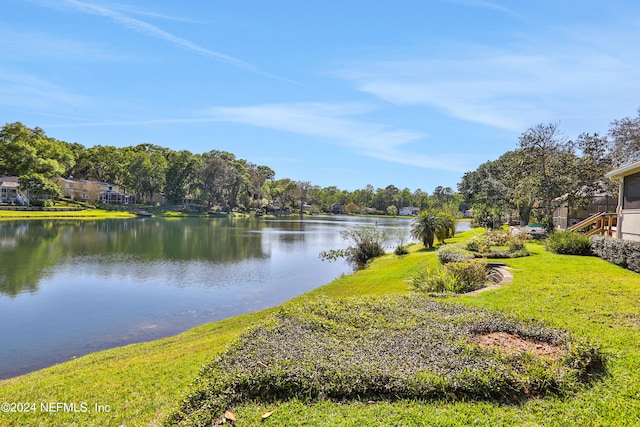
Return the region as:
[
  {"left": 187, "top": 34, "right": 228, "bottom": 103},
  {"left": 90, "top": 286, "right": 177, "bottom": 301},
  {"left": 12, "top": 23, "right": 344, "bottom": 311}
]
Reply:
[{"left": 0, "top": 215, "right": 445, "bottom": 379}]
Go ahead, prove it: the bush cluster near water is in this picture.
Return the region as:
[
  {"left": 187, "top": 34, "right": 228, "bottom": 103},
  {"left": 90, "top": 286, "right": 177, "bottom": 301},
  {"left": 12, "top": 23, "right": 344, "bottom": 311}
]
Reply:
[
  {"left": 166, "top": 295, "right": 604, "bottom": 426},
  {"left": 319, "top": 225, "right": 386, "bottom": 269}
]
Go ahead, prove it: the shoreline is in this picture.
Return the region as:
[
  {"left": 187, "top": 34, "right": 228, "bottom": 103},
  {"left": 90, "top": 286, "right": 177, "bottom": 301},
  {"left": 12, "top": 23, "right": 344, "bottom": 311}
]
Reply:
[
  {"left": 0, "top": 209, "right": 137, "bottom": 220},
  {"left": 3, "top": 226, "right": 637, "bottom": 426}
]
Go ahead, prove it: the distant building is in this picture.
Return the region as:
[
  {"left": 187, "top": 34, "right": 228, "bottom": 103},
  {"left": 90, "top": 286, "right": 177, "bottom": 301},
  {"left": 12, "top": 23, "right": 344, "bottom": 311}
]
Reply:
[
  {"left": 0, "top": 176, "right": 19, "bottom": 203},
  {"left": 552, "top": 182, "right": 617, "bottom": 230},
  {"left": 54, "top": 178, "right": 136, "bottom": 204},
  {"left": 399, "top": 206, "right": 420, "bottom": 216}
]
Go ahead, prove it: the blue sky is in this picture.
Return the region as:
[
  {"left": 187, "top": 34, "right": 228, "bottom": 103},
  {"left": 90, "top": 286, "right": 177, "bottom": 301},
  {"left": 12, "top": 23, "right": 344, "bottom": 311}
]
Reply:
[{"left": 2, "top": 0, "right": 640, "bottom": 191}]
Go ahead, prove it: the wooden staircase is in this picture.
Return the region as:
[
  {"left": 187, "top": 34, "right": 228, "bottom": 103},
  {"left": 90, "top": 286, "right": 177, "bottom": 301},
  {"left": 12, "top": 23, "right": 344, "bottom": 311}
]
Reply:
[{"left": 568, "top": 212, "right": 617, "bottom": 237}]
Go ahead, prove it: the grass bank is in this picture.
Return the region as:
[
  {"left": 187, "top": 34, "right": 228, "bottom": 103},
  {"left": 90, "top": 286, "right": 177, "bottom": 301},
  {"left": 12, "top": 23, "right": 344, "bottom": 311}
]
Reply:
[
  {"left": 0, "top": 209, "right": 136, "bottom": 219},
  {"left": 1, "top": 229, "right": 639, "bottom": 426}
]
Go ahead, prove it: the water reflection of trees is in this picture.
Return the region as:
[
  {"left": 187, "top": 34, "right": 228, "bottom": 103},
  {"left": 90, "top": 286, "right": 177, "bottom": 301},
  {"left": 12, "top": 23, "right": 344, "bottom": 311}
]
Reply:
[
  {"left": 0, "top": 219, "right": 270, "bottom": 297},
  {"left": 0, "top": 222, "right": 66, "bottom": 296}
]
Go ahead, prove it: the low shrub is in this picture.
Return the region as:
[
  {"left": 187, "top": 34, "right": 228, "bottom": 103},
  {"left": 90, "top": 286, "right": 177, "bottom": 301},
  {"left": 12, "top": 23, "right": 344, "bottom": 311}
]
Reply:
[
  {"left": 590, "top": 235, "right": 640, "bottom": 273},
  {"left": 411, "top": 264, "right": 458, "bottom": 293},
  {"left": 444, "top": 259, "right": 488, "bottom": 293},
  {"left": 437, "top": 244, "right": 475, "bottom": 264},
  {"left": 483, "top": 230, "right": 512, "bottom": 246},
  {"left": 546, "top": 231, "right": 592, "bottom": 256},
  {"left": 394, "top": 245, "right": 409, "bottom": 256},
  {"left": 166, "top": 295, "right": 605, "bottom": 427},
  {"left": 508, "top": 236, "right": 527, "bottom": 251}
]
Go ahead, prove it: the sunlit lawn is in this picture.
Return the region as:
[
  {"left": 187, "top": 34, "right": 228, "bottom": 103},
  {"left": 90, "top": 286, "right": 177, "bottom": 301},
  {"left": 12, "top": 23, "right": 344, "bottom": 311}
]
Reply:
[{"left": 0, "top": 229, "right": 638, "bottom": 426}]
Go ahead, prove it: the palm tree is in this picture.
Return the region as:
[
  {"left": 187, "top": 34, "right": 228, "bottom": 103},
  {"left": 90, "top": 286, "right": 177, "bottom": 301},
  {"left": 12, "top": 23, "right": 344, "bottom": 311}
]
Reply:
[
  {"left": 412, "top": 209, "right": 457, "bottom": 248},
  {"left": 435, "top": 210, "right": 457, "bottom": 244},
  {"left": 411, "top": 210, "right": 440, "bottom": 248}
]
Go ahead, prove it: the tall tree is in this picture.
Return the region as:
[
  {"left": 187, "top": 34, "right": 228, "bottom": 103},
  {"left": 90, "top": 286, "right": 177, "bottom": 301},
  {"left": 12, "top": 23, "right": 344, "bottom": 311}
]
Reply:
[
  {"left": 125, "top": 150, "right": 167, "bottom": 202},
  {"left": 517, "top": 123, "right": 576, "bottom": 227},
  {"left": 296, "top": 181, "right": 312, "bottom": 214},
  {"left": 458, "top": 158, "right": 511, "bottom": 228},
  {"left": 197, "top": 155, "right": 236, "bottom": 208},
  {"left": 165, "top": 150, "right": 198, "bottom": 204},
  {"left": 18, "top": 173, "right": 62, "bottom": 202},
  {"left": 608, "top": 107, "right": 640, "bottom": 166},
  {"left": 71, "top": 145, "right": 127, "bottom": 184},
  {"left": 0, "top": 122, "right": 74, "bottom": 178}
]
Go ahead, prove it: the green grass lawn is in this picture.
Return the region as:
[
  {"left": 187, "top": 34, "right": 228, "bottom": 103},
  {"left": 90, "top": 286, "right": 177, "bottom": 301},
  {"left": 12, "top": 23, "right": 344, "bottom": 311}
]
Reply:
[{"left": 1, "top": 229, "right": 638, "bottom": 426}]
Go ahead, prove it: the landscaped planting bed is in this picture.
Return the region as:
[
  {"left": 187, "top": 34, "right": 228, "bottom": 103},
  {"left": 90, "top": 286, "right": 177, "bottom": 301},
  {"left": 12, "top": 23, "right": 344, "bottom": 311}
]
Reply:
[
  {"left": 464, "top": 230, "right": 531, "bottom": 258},
  {"left": 167, "top": 294, "right": 604, "bottom": 426}
]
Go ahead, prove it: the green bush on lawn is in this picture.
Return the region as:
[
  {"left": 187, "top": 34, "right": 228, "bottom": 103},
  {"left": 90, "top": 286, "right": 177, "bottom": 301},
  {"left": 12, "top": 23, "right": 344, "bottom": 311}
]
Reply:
[
  {"left": 546, "top": 231, "right": 592, "bottom": 256},
  {"left": 412, "top": 259, "right": 488, "bottom": 293},
  {"left": 436, "top": 244, "right": 475, "bottom": 264}
]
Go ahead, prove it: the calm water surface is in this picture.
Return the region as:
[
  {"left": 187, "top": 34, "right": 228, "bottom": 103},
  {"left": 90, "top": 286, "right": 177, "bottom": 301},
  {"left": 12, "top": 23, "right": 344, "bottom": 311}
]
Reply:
[{"left": 0, "top": 215, "right": 433, "bottom": 379}]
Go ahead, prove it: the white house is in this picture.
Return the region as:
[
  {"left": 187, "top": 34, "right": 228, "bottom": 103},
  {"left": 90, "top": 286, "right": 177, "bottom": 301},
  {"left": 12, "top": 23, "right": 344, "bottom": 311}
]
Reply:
[
  {"left": 0, "top": 176, "right": 19, "bottom": 202},
  {"left": 399, "top": 206, "right": 420, "bottom": 216},
  {"left": 605, "top": 160, "right": 640, "bottom": 241}
]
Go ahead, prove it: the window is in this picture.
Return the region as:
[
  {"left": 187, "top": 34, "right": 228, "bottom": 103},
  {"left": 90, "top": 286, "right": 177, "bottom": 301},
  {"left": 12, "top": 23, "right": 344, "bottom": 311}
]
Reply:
[{"left": 623, "top": 172, "right": 640, "bottom": 210}]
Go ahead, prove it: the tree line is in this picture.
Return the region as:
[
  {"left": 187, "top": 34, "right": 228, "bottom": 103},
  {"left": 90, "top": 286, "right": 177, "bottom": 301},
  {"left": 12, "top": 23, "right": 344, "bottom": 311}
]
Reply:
[
  {"left": 458, "top": 108, "right": 640, "bottom": 229},
  {"left": 0, "top": 121, "right": 464, "bottom": 214}
]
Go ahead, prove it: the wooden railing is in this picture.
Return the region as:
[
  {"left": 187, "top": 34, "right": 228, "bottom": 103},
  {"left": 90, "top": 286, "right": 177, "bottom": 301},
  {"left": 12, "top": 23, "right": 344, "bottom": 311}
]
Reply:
[{"left": 568, "top": 212, "right": 617, "bottom": 237}]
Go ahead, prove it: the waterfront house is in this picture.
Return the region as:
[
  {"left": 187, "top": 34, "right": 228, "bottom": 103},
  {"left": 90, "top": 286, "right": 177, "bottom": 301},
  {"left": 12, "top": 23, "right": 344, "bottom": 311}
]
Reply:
[
  {"left": 0, "top": 176, "right": 19, "bottom": 202},
  {"left": 399, "top": 206, "right": 420, "bottom": 216},
  {"left": 54, "top": 178, "right": 136, "bottom": 204},
  {"left": 604, "top": 160, "right": 640, "bottom": 241}
]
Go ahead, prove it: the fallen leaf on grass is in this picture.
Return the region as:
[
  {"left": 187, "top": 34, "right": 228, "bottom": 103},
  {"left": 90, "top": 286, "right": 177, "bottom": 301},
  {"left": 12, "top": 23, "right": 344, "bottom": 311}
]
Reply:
[
  {"left": 261, "top": 410, "right": 274, "bottom": 419},
  {"left": 224, "top": 410, "right": 236, "bottom": 421}
]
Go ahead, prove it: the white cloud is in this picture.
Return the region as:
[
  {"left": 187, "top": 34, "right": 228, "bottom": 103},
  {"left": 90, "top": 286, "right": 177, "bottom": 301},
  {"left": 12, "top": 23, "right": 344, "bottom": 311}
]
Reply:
[
  {"left": 202, "top": 102, "right": 471, "bottom": 173},
  {"left": 41, "top": 0, "right": 299, "bottom": 84},
  {"left": 0, "top": 69, "right": 88, "bottom": 111},
  {"left": 60, "top": 0, "right": 253, "bottom": 68},
  {"left": 338, "top": 26, "right": 640, "bottom": 133},
  {"left": 0, "top": 29, "right": 125, "bottom": 61}
]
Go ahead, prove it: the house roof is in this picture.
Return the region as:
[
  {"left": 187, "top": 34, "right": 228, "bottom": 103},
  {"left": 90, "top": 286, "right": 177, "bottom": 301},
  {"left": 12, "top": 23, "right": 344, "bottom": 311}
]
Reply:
[
  {"left": 605, "top": 160, "right": 640, "bottom": 179},
  {"left": 0, "top": 181, "right": 19, "bottom": 188},
  {"left": 56, "top": 177, "right": 116, "bottom": 186}
]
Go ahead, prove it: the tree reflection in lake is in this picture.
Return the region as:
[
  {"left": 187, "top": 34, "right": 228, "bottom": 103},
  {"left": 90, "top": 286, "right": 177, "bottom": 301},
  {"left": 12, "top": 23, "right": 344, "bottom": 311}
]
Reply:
[{"left": 0, "top": 216, "right": 415, "bottom": 378}]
